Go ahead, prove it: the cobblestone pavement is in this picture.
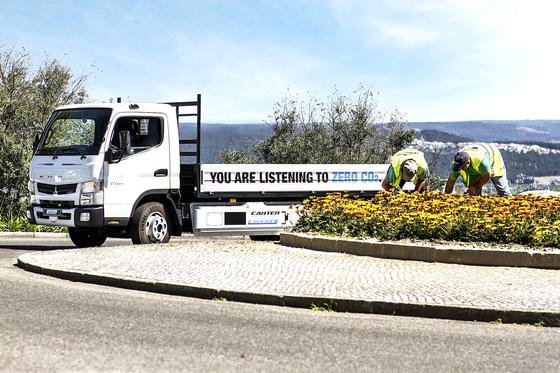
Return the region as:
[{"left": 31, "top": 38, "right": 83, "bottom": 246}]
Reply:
[{"left": 18, "top": 238, "right": 560, "bottom": 314}]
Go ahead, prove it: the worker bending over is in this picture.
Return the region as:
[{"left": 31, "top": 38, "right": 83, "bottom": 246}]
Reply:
[
  {"left": 445, "top": 143, "right": 511, "bottom": 196},
  {"left": 382, "top": 148, "right": 429, "bottom": 192}
]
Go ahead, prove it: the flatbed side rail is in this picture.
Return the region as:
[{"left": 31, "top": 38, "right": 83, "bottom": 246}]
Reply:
[
  {"left": 165, "top": 93, "right": 202, "bottom": 164},
  {"left": 165, "top": 94, "right": 201, "bottom": 199}
]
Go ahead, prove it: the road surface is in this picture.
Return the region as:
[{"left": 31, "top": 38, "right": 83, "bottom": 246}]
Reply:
[{"left": 1, "top": 237, "right": 559, "bottom": 371}]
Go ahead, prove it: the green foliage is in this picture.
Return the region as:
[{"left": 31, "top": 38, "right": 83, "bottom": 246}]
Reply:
[
  {"left": 0, "top": 216, "right": 26, "bottom": 231},
  {"left": 0, "top": 45, "right": 89, "bottom": 221},
  {"left": 0, "top": 215, "right": 65, "bottom": 232},
  {"left": 220, "top": 85, "right": 415, "bottom": 164},
  {"left": 311, "top": 300, "right": 337, "bottom": 312},
  {"left": 219, "top": 147, "right": 260, "bottom": 164}
]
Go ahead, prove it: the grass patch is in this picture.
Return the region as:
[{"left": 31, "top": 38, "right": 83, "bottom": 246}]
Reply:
[{"left": 311, "top": 300, "right": 337, "bottom": 312}]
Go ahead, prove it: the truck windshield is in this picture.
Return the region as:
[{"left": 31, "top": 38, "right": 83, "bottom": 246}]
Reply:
[{"left": 35, "top": 108, "right": 112, "bottom": 156}]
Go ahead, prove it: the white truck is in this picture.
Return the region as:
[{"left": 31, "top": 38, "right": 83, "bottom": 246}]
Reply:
[{"left": 27, "top": 94, "right": 391, "bottom": 247}]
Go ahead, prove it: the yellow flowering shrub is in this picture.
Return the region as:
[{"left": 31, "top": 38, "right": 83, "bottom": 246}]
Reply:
[{"left": 294, "top": 191, "right": 560, "bottom": 247}]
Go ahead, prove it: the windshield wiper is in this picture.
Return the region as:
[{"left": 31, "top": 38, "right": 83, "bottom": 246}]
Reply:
[
  {"left": 39, "top": 145, "right": 90, "bottom": 159},
  {"left": 48, "top": 148, "right": 59, "bottom": 159},
  {"left": 71, "top": 145, "right": 88, "bottom": 159}
]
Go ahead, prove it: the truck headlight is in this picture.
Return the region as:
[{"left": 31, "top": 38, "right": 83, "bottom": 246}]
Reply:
[
  {"left": 80, "top": 180, "right": 103, "bottom": 205},
  {"left": 28, "top": 181, "right": 37, "bottom": 204},
  {"left": 81, "top": 180, "right": 103, "bottom": 193}
]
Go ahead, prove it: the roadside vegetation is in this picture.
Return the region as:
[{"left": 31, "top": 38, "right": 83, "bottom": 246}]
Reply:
[
  {"left": 220, "top": 84, "right": 415, "bottom": 164},
  {"left": 310, "top": 301, "right": 337, "bottom": 312},
  {"left": 0, "top": 216, "right": 65, "bottom": 233},
  {"left": 294, "top": 192, "right": 560, "bottom": 248},
  {"left": 0, "top": 45, "right": 89, "bottom": 230}
]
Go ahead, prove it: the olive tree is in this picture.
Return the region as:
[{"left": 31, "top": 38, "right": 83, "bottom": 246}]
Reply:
[
  {"left": 0, "top": 46, "right": 88, "bottom": 218},
  {"left": 220, "top": 85, "right": 414, "bottom": 164}
]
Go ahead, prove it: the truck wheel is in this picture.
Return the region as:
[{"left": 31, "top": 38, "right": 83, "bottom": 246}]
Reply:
[
  {"left": 130, "top": 202, "right": 171, "bottom": 244},
  {"left": 68, "top": 228, "right": 107, "bottom": 248}
]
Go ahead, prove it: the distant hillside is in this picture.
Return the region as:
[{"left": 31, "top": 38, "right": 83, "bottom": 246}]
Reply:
[
  {"left": 181, "top": 123, "right": 271, "bottom": 163},
  {"left": 194, "top": 121, "right": 560, "bottom": 179},
  {"left": 415, "top": 129, "right": 472, "bottom": 143},
  {"left": 410, "top": 120, "right": 560, "bottom": 143},
  {"left": 413, "top": 137, "right": 560, "bottom": 178}
]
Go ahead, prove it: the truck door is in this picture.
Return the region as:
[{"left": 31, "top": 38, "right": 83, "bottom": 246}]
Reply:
[{"left": 103, "top": 114, "right": 170, "bottom": 220}]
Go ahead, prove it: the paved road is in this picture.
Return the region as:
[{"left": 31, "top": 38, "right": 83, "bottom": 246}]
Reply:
[
  {"left": 1, "top": 238, "right": 560, "bottom": 371},
  {"left": 18, "top": 236, "right": 560, "bottom": 324}
]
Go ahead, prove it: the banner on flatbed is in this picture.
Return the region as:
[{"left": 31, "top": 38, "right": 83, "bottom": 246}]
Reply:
[{"left": 199, "top": 164, "right": 390, "bottom": 194}]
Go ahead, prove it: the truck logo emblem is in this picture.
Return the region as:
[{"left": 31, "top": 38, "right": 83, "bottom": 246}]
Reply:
[{"left": 53, "top": 186, "right": 58, "bottom": 195}]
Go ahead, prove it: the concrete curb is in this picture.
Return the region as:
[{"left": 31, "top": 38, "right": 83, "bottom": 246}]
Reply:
[
  {"left": 280, "top": 232, "right": 560, "bottom": 269},
  {"left": 0, "top": 232, "right": 206, "bottom": 240},
  {"left": 0, "top": 231, "right": 68, "bottom": 238},
  {"left": 16, "top": 254, "right": 560, "bottom": 326}
]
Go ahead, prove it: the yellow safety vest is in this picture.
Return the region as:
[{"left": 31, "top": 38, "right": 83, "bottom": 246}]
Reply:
[
  {"left": 457, "top": 143, "right": 506, "bottom": 187},
  {"left": 389, "top": 148, "right": 428, "bottom": 188}
]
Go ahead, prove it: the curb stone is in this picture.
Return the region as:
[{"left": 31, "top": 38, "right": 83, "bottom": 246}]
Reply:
[
  {"left": 0, "top": 232, "right": 244, "bottom": 240},
  {"left": 0, "top": 231, "right": 68, "bottom": 238},
  {"left": 280, "top": 232, "right": 560, "bottom": 269}
]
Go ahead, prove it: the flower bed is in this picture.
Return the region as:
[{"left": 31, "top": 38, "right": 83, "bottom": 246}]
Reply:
[{"left": 293, "top": 192, "right": 560, "bottom": 248}]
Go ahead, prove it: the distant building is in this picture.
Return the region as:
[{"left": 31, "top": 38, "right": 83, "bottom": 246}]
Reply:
[{"left": 515, "top": 173, "right": 534, "bottom": 184}]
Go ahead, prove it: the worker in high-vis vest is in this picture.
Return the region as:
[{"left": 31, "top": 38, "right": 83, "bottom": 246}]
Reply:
[
  {"left": 445, "top": 143, "right": 512, "bottom": 196},
  {"left": 382, "top": 148, "right": 429, "bottom": 192}
]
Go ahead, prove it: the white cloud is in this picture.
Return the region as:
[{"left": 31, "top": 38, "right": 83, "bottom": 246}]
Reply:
[
  {"left": 328, "top": 0, "right": 453, "bottom": 48},
  {"left": 368, "top": 20, "right": 438, "bottom": 48},
  {"left": 151, "top": 34, "right": 331, "bottom": 123},
  {"left": 328, "top": 0, "right": 560, "bottom": 120},
  {"left": 17, "top": 0, "right": 560, "bottom": 122}
]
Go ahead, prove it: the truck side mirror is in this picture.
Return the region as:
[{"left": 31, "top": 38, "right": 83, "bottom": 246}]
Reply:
[{"left": 119, "top": 130, "right": 133, "bottom": 156}]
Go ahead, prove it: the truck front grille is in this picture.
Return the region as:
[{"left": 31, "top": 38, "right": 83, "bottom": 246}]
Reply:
[
  {"left": 39, "top": 200, "right": 75, "bottom": 209},
  {"left": 37, "top": 183, "right": 77, "bottom": 195}
]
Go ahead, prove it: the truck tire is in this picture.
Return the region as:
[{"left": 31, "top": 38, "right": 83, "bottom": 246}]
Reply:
[
  {"left": 68, "top": 228, "right": 107, "bottom": 248},
  {"left": 130, "top": 202, "right": 171, "bottom": 244}
]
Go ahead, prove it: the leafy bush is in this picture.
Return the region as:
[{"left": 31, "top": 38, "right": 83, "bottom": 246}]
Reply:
[
  {"left": 220, "top": 84, "right": 415, "bottom": 164},
  {"left": 0, "top": 216, "right": 65, "bottom": 233},
  {"left": 0, "top": 45, "right": 89, "bottom": 220},
  {"left": 294, "top": 192, "right": 560, "bottom": 247}
]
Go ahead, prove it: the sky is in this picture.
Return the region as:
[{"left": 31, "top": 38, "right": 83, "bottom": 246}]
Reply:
[{"left": 1, "top": 0, "right": 560, "bottom": 123}]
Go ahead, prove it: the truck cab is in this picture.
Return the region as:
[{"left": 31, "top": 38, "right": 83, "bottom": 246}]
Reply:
[{"left": 27, "top": 100, "right": 184, "bottom": 247}]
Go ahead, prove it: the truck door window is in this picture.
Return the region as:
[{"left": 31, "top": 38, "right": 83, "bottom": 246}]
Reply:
[{"left": 111, "top": 117, "right": 163, "bottom": 153}]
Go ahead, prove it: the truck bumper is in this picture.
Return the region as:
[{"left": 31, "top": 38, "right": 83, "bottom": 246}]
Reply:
[{"left": 27, "top": 205, "right": 104, "bottom": 228}]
